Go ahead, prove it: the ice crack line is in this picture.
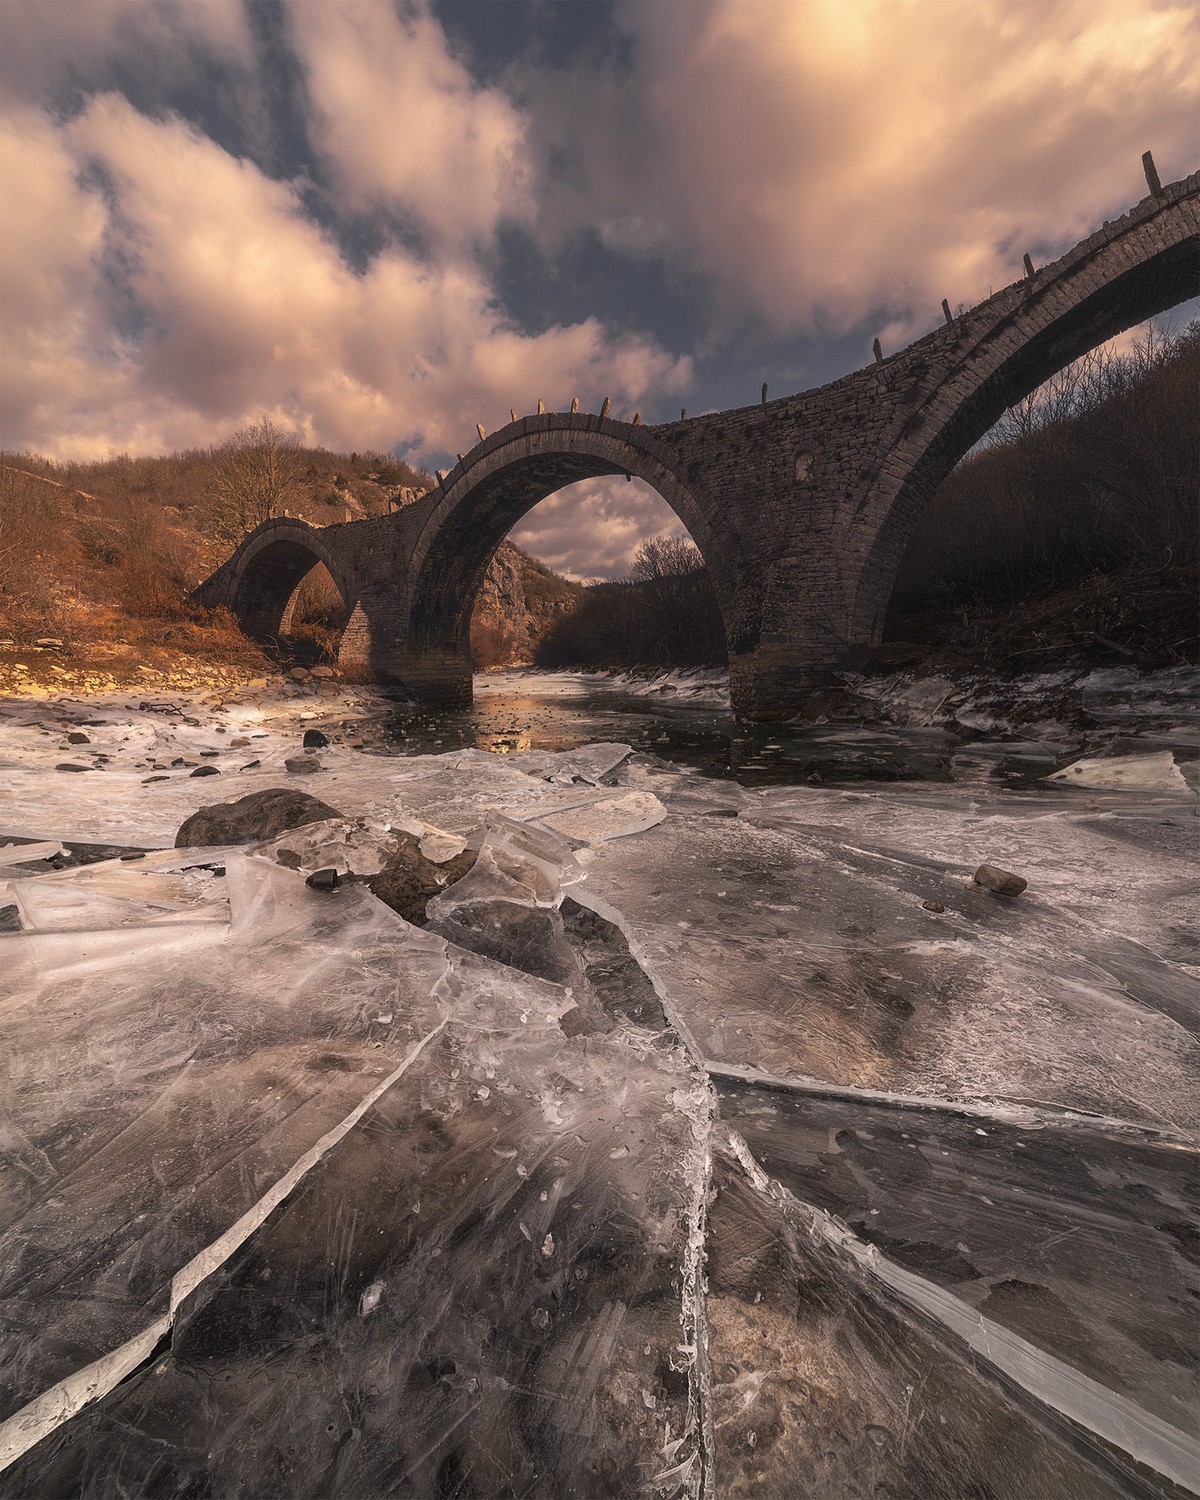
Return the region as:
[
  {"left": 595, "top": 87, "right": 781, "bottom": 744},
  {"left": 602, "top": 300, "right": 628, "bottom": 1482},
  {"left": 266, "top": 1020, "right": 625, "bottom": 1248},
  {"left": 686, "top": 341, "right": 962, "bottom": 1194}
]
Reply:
[
  {"left": 723, "top": 1127, "right": 1200, "bottom": 1496},
  {"left": 0, "top": 1018, "right": 448, "bottom": 1473},
  {"left": 707, "top": 1061, "right": 1200, "bottom": 1147}
]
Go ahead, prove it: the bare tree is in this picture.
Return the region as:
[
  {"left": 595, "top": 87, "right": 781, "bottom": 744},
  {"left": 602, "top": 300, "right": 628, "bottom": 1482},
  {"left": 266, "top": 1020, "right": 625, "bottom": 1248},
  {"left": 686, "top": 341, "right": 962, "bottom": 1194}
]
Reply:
[
  {"left": 208, "top": 416, "right": 306, "bottom": 545},
  {"left": 630, "top": 535, "right": 704, "bottom": 581}
]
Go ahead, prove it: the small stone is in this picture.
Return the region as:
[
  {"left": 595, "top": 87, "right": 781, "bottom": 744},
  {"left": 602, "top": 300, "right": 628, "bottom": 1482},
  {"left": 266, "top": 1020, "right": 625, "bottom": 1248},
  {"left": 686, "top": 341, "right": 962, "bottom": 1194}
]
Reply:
[
  {"left": 285, "top": 756, "right": 321, "bottom": 775},
  {"left": 290, "top": 667, "right": 310, "bottom": 681},
  {"left": 922, "top": 899, "right": 945, "bottom": 912},
  {"left": 303, "top": 728, "right": 329, "bottom": 748},
  {"left": 56, "top": 762, "right": 91, "bottom": 773},
  {"left": 199, "top": 749, "right": 220, "bottom": 758},
  {"left": 972, "top": 863, "right": 1027, "bottom": 897},
  {"left": 119, "top": 851, "right": 147, "bottom": 861},
  {"left": 231, "top": 737, "right": 251, "bottom": 747},
  {"left": 305, "top": 867, "right": 341, "bottom": 891},
  {"left": 66, "top": 731, "right": 90, "bottom": 744},
  {"left": 309, "top": 666, "right": 334, "bottom": 679},
  {"left": 190, "top": 765, "right": 220, "bottom": 777},
  {"left": 240, "top": 759, "right": 261, "bottom": 770},
  {"left": 142, "top": 775, "right": 170, "bottom": 784}
]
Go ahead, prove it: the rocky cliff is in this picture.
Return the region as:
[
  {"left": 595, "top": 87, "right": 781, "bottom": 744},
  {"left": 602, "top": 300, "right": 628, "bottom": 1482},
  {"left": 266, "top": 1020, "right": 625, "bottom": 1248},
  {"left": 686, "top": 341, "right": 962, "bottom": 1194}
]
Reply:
[{"left": 470, "top": 543, "right": 583, "bottom": 667}]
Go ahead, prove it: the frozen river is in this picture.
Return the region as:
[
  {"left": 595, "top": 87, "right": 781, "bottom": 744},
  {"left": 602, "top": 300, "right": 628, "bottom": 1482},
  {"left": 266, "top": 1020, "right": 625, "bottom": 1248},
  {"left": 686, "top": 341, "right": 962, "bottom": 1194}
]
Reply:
[{"left": 0, "top": 668, "right": 1197, "bottom": 1497}]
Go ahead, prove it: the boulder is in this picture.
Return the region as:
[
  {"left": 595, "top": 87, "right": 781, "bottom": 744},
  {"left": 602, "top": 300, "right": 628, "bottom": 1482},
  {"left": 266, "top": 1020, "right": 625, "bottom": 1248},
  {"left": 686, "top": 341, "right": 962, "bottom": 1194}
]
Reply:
[
  {"left": 285, "top": 756, "right": 321, "bottom": 774},
  {"left": 972, "top": 863, "right": 1028, "bottom": 897},
  {"left": 367, "top": 833, "right": 477, "bottom": 925},
  {"left": 66, "top": 731, "right": 90, "bottom": 744},
  {"left": 309, "top": 666, "right": 334, "bottom": 679},
  {"left": 190, "top": 765, "right": 220, "bottom": 777},
  {"left": 174, "top": 788, "right": 343, "bottom": 848},
  {"left": 302, "top": 728, "right": 329, "bottom": 748}
]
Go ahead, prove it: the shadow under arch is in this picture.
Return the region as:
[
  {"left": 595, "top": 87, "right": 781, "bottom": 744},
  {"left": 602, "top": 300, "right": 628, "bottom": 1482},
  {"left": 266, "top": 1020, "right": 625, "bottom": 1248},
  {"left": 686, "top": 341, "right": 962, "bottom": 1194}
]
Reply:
[
  {"left": 226, "top": 517, "right": 353, "bottom": 647},
  {"left": 402, "top": 415, "right": 730, "bottom": 694},
  {"left": 852, "top": 232, "right": 1200, "bottom": 645}
]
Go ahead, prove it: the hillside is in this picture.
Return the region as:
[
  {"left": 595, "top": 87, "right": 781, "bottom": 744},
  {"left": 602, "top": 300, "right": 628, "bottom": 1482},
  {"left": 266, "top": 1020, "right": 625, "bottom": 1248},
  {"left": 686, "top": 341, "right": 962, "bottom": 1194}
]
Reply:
[{"left": 0, "top": 438, "right": 578, "bottom": 691}]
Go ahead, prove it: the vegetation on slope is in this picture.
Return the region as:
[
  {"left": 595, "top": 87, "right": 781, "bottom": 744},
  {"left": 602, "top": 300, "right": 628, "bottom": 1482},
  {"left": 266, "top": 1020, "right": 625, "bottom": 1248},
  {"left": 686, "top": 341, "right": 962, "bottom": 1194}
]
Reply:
[
  {"left": 880, "top": 319, "right": 1198, "bottom": 670},
  {"left": 0, "top": 433, "right": 431, "bottom": 684}
]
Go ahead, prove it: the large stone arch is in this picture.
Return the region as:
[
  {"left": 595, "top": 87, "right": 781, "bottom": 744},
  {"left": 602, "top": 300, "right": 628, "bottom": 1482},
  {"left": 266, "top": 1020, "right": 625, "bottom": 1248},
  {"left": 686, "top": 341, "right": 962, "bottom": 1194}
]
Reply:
[
  {"left": 850, "top": 181, "right": 1200, "bottom": 643},
  {"left": 222, "top": 518, "right": 354, "bottom": 644},
  {"left": 399, "top": 413, "right": 730, "bottom": 703}
]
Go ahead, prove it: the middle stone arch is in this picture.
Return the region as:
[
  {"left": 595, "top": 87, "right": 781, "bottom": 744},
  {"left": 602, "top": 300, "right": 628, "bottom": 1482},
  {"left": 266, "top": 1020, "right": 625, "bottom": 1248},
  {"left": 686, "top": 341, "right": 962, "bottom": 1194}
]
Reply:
[{"left": 404, "top": 417, "right": 729, "bottom": 682}]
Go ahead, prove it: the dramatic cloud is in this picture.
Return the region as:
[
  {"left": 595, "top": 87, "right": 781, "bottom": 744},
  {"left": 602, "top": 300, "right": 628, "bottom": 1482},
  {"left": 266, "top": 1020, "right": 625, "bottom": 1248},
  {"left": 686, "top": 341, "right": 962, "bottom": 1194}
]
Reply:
[
  {"left": 1, "top": 93, "right": 689, "bottom": 461},
  {"left": 0, "top": 0, "right": 1194, "bottom": 576},
  {"left": 508, "top": 478, "right": 688, "bottom": 580},
  {"left": 287, "top": 1, "right": 531, "bottom": 247},
  {"left": 528, "top": 0, "right": 1199, "bottom": 342},
  {"left": 0, "top": 0, "right": 252, "bottom": 104}
]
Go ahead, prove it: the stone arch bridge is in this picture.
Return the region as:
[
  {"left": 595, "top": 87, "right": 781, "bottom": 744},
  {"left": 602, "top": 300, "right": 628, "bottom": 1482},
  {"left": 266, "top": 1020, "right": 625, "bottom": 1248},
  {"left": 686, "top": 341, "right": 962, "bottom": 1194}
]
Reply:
[{"left": 198, "top": 171, "right": 1198, "bottom": 720}]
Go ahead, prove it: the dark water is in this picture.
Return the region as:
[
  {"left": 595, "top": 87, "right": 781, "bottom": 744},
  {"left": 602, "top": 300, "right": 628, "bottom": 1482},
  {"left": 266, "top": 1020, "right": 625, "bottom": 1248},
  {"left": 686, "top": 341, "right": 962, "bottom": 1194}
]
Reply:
[{"left": 369, "top": 674, "right": 1061, "bottom": 788}]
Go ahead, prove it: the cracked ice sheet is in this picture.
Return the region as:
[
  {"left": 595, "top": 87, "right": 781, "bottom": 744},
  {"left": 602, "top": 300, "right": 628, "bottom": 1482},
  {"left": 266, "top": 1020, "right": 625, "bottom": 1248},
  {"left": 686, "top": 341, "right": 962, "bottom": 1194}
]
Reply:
[
  {"left": 576, "top": 778, "right": 1200, "bottom": 1135},
  {"left": 0, "top": 857, "right": 451, "bottom": 1418},
  {"left": 715, "top": 1077, "right": 1199, "bottom": 1433},
  {"left": 4, "top": 943, "right": 714, "bottom": 1498},
  {"left": 703, "top": 1140, "right": 1194, "bottom": 1499},
  {"left": 0, "top": 694, "right": 659, "bottom": 851}
]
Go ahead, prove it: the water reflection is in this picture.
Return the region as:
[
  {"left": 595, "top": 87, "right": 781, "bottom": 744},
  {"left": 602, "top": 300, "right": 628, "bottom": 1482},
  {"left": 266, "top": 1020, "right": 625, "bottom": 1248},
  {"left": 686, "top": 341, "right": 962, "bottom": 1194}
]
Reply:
[{"left": 375, "top": 675, "right": 990, "bottom": 787}]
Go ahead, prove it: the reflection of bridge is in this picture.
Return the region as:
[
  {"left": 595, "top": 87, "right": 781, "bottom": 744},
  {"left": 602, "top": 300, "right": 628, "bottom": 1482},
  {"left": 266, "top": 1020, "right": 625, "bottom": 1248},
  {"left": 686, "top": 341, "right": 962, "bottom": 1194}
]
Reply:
[{"left": 198, "top": 172, "right": 1198, "bottom": 720}]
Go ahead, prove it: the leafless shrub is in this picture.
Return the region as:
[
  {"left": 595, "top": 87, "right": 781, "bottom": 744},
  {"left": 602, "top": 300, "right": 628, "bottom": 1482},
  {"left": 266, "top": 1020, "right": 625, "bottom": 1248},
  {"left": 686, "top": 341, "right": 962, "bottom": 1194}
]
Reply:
[
  {"left": 895, "top": 319, "right": 1199, "bottom": 609},
  {"left": 208, "top": 416, "right": 307, "bottom": 547},
  {"left": 537, "top": 534, "right": 727, "bottom": 668}
]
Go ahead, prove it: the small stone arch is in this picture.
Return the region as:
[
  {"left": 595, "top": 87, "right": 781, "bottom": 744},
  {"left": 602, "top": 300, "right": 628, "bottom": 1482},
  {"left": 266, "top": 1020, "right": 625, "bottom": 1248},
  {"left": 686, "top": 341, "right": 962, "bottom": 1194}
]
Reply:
[
  {"left": 401, "top": 413, "right": 730, "bottom": 700},
  {"left": 225, "top": 518, "right": 353, "bottom": 646}
]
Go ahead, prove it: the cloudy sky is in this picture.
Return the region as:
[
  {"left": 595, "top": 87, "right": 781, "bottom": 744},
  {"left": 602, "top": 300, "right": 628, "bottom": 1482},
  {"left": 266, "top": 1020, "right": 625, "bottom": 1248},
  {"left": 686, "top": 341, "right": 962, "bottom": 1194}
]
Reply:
[{"left": 1, "top": 0, "right": 1196, "bottom": 577}]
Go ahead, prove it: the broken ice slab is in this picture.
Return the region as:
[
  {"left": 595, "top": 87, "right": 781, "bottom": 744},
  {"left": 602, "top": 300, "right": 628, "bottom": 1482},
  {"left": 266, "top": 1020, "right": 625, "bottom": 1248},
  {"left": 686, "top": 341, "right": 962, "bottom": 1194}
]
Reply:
[
  {"left": 577, "top": 781, "right": 1200, "bottom": 1132},
  {"left": 3, "top": 960, "right": 711, "bottom": 1498},
  {"left": 716, "top": 1076, "right": 1199, "bottom": 1434},
  {"left": 506, "top": 741, "right": 633, "bottom": 784},
  {"left": 1047, "top": 750, "right": 1192, "bottom": 792},
  {"left": 0, "top": 860, "right": 450, "bottom": 1416},
  {"left": 704, "top": 1144, "right": 1191, "bottom": 1499},
  {"left": 532, "top": 789, "right": 667, "bottom": 843},
  {"left": 427, "top": 815, "right": 585, "bottom": 915},
  {"left": 0, "top": 842, "right": 64, "bottom": 871},
  {"left": 7, "top": 863, "right": 230, "bottom": 933}
]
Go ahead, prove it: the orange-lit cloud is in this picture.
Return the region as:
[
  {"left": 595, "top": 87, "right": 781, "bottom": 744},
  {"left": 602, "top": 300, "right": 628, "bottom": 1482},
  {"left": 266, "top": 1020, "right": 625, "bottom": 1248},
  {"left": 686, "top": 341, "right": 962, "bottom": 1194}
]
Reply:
[
  {"left": 0, "top": 0, "right": 1194, "bottom": 512},
  {"left": 287, "top": 1, "right": 532, "bottom": 247},
  {"left": 531, "top": 0, "right": 1198, "bottom": 342},
  {"left": 508, "top": 478, "right": 688, "bottom": 580},
  {"left": 1, "top": 94, "right": 690, "bottom": 461}
]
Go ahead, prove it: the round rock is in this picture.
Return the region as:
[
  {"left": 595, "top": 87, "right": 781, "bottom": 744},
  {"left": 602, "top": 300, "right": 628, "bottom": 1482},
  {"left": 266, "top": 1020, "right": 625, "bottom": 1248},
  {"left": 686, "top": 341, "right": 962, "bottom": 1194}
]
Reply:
[{"left": 174, "top": 788, "right": 344, "bottom": 848}]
